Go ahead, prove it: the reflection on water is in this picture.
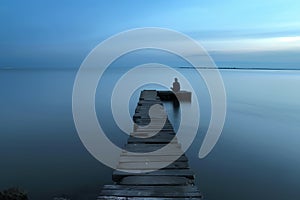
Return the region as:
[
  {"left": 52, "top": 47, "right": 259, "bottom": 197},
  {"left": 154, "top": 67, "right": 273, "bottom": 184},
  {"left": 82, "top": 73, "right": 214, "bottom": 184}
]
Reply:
[{"left": 0, "top": 68, "right": 300, "bottom": 199}]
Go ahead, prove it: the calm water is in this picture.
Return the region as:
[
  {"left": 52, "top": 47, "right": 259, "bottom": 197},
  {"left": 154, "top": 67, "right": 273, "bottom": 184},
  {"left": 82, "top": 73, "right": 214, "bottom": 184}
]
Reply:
[{"left": 0, "top": 68, "right": 300, "bottom": 199}]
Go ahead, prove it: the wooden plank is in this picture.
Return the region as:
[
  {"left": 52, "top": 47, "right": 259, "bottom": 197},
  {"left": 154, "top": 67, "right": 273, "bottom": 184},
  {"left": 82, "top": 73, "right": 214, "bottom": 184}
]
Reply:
[
  {"left": 134, "top": 111, "right": 166, "bottom": 116},
  {"left": 112, "top": 169, "right": 195, "bottom": 182},
  {"left": 136, "top": 124, "right": 173, "bottom": 127},
  {"left": 117, "top": 161, "right": 188, "bottom": 170},
  {"left": 134, "top": 129, "right": 174, "bottom": 133},
  {"left": 135, "top": 116, "right": 168, "bottom": 121},
  {"left": 139, "top": 97, "right": 160, "bottom": 100},
  {"left": 133, "top": 122, "right": 172, "bottom": 127},
  {"left": 134, "top": 121, "right": 169, "bottom": 125},
  {"left": 132, "top": 131, "right": 175, "bottom": 135},
  {"left": 124, "top": 143, "right": 181, "bottom": 148},
  {"left": 131, "top": 132, "right": 175, "bottom": 136},
  {"left": 135, "top": 109, "right": 165, "bottom": 114},
  {"left": 138, "top": 102, "right": 163, "bottom": 106},
  {"left": 98, "top": 197, "right": 201, "bottom": 200},
  {"left": 141, "top": 90, "right": 157, "bottom": 95},
  {"left": 135, "top": 108, "right": 163, "bottom": 112},
  {"left": 102, "top": 185, "right": 198, "bottom": 191},
  {"left": 133, "top": 115, "right": 165, "bottom": 119},
  {"left": 140, "top": 91, "right": 158, "bottom": 97},
  {"left": 119, "top": 176, "right": 193, "bottom": 186},
  {"left": 134, "top": 118, "right": 171, "bottom": 122},
  {"left": 100, "top": 185, "right": 201, "bottom": 198},
  {"left": 122, "top": 149, "right": 183, "bottom": 155},
  {"left": 131, "top": 132, "right": 176, "bottom": 137},
  {"left": 129, "top": 134, "right": 176, "bottom": 139},
  {"left": 135, "top": 117, "right": 171, "bottom": 121},
  {"left": 123, "top": 145, "right": 182, "bottom": 151},
  {"left": 134, "top": 109, "right": 165, "bottom": 113},
  {"left": 134, "top": 121, "right": 173, "bottom": 127},
  {"left": 139, "top": 95, "right": 159, "bottom": 101},
  {"left": 138, "top": 98, "right": 160, "bottom": 101},
  {"left": 120, "top": 149, "right": 184, "bottom": 155},
  {"left": 119, "top": 155, "right": 188, "bottom": 163},
  {"left": 127, "top": 138, "right": 177, "bottom": 144},
  {"left": 134, "top": 116, "right": 171, "bottom": 123},
  {"left": 100, "top": 189, "right": 201, "bottom": 198},
  {"left": 122, "top": 144, "right": 182, "bottom": 153},
  {"left": 134, "top": 126, "right": 174, "bottom": 131}
]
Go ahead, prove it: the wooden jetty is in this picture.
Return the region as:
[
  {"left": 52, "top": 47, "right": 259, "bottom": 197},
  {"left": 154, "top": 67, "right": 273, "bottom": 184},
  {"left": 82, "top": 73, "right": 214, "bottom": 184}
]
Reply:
[
  {"left": 98, "top": 90, "right": 202, "bottom": 200},
  {"left": 158, "top": 91, "right": 192, "bottom": 102}
]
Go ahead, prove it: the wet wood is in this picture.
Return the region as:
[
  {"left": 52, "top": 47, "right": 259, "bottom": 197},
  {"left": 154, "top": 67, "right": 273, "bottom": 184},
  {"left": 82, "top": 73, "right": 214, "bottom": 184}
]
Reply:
[
  {"left": 98, "top": 197, "right": 201, "bottom": 200},
  {"left": 100, "top": 185, "right": 201, "bottom": 198},
  {"left": 127, "top": 137, "right": 177, "bottom": 144},
  {"left": 131, "top": 131, "right": 175, "bottom": 136},
  {"left": 101, "top": 185, "right": 201, "bottom": 198},
  {"left": 112, "top": 169, "right": 195, "bottom": 182},
  {"left": 119, "top": 176, "right": 193, "bottom": 186},
  {"left": 117, "top": 161, "right": 189, "bottom": 170},
  {"left": 98, "top": 90, "right": 202, "bottom": 199},
  {"left": 118, "top": 155, "right": 188, "bottom": 163}
]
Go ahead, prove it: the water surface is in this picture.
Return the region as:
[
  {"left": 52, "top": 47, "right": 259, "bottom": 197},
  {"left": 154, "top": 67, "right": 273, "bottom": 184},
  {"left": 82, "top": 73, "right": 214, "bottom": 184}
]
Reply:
[{"left": 0, "top": 68, "right": 299, "bottom": 199}]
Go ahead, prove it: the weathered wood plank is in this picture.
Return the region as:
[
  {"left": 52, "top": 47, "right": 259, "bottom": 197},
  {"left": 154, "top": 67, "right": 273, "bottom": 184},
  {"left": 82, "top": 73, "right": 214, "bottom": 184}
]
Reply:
[
  {"left": 129, "top": 132, "right": 176, "bottom": 138},
  {"left": 117, "top": 161, "right": 188, "bottom": 170},
  {"left": 131, "top": 133, "right": 175, "bottom": 137},
  {"left": 98, "top": 197, "right": 201, "bottom": 200},
  {"left": 133, "top": 122, "right": 173, "bottom": 127},
  {"left": 124, "top": 143, "right": 181, "bottom": 148},
  {"left": 121, "top": 150, "right": 183, "bottom": 156},
  {"left": 135, "top": 129, "right": 174, "bottom": 133},
  {"left": 136, "top": 117, "right": 171, "bottom": 122},
  {"left": 131, "top": 131, "right": 175, "bottom": 136},
  {"left": 100, "top": 185, "right": 201, "bottom": 198},
  {"left": 100, "top": 189, "right": 201, "bottom": 197},
  {"left": 135, "top": 110, "right": 166, "bottom": 115},
  {"left": 129, "top": 134, "right": 176, "bottom": 139},
  {"left": 122, "top": 144, "right": 182, "bottom": 153},
  {"left": 134, "top": 121, "right": 173, "bottom": 127},
  {"left": 134, "top": 122, "right": 173, "bottom": 127},
  {"left": 121, "top": 143, "right": 184, "bottom": 155},
  {"left": 134, "top": 110, "right": 166, "bottom": 114},
  {"left": 134, "top": 126, "right": 174, "bottom": 131},
  {"left": 134, "top": 115, "right": 168, "bottom": 119},
  {"left": 119, "top": 176, "right": 194, "bottom": 186},
  {"left": 127, "top": 138, "right": 177, "bottom": 144},
  {"left": 138, "top": 101, "right": 162, "bottom": 104},
  {"left": 123, "top": 145, "right": 182, "bottom": 152},
  {"left": 102, "top": 185, "right": 198, "bottom": 191},
  {"left": 118, "top": 155, "right": 188, "bottom": 163},
  {"left": 112, "top": 169, "right": 195, "bottom": 182}
]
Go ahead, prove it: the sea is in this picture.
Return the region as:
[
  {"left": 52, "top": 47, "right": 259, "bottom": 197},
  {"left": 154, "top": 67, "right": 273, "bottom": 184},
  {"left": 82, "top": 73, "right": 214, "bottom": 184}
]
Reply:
[{"left": 0, "top": 64, "right": 300, "bottom": 199}]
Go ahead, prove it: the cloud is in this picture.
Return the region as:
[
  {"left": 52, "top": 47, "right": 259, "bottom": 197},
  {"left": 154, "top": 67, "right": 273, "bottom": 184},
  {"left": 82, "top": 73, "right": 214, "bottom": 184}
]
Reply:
[
  {"left": 187, "top": 28, "right": 300, "bottom": 41},
  {"left": 201, "top": 36, "right": 300, "bottom": 52}
]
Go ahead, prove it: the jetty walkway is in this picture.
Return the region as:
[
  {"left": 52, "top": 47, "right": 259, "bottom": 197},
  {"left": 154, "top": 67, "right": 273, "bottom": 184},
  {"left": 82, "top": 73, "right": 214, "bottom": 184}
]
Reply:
[{"left": 98, "top": 90, "right": 202, "bottom": 199}]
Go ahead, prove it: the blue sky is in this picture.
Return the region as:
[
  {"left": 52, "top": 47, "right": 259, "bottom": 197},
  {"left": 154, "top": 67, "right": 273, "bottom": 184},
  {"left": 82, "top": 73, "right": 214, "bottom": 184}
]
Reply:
[{"left": 1, "top": 0, "right": 300, "bottom": 68}]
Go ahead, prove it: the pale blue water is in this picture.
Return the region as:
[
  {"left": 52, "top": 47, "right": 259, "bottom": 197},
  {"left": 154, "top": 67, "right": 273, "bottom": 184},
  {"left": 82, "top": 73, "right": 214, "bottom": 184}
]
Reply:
[{"left": 0, "top": 68, "right": 300, "bottom": 199}]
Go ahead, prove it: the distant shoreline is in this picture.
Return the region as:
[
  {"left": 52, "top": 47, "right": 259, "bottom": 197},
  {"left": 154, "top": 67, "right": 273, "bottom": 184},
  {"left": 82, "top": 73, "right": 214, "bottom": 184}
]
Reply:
[{"left": 178, "top": 66, "right": 300, "bottom": 71}]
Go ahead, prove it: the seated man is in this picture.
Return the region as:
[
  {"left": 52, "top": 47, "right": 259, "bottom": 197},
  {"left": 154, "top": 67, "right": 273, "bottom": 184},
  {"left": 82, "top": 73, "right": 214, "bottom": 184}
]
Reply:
[{"left": 171, "top": 78, "right": 180, "bottom": 92}]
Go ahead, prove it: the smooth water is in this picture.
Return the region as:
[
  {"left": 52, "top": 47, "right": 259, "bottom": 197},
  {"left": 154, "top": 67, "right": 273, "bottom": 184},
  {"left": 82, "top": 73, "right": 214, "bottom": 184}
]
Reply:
[{"left": 0, "top": 68, "right": 300, "bottom": 199}]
